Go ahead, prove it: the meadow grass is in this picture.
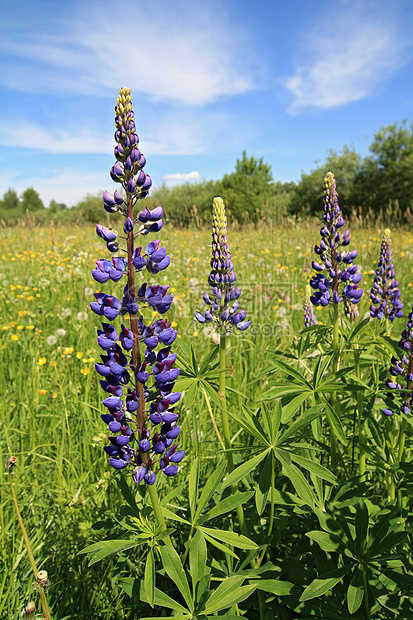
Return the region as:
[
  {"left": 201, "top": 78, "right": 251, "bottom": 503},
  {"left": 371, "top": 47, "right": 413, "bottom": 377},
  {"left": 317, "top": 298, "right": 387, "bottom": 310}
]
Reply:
[{"left": 1, "top": 220, "right": 413, "bottom": 618}]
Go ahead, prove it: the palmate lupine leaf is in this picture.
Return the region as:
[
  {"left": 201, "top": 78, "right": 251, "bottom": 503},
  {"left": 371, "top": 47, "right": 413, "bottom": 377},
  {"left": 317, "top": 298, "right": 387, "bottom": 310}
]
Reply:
[
  {"left": 160, "top": 544, "right": 194, "bottom": 612},
  {"left": 189, "top": 529, "right": 207, "bottom": 591}
]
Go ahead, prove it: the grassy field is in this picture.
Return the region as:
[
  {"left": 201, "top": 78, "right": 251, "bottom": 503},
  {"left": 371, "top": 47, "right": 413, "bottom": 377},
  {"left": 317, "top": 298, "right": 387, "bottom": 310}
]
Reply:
[{"left": 1, "top": 220, "right": 413, "bottom": 619}]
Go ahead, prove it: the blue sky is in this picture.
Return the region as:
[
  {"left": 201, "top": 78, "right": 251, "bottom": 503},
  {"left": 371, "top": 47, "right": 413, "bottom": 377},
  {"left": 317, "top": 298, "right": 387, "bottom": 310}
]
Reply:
[{"left": 0, "top": 0, "right": 412, "bottom": 207}]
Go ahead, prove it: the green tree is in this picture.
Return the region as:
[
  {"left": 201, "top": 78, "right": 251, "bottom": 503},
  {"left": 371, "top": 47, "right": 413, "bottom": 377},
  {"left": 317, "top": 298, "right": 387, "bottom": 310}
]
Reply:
[
  {"left": 21, "top": 188, "right": 45, "bottom": 211},
  {"left": 217, "top": 151, "right": 274, "bottom": 221},
  {"left": 289, "top": 146, "right": 361, "bottom": 216},
  {"left": 352, "top": 121, "right": 413, "bottom": 212},
  {"left": 1, "top": 188, "right": 20, "bottom": 210},
  {"left": 49, "top": 199, "right": 68, "bottom": 214}
]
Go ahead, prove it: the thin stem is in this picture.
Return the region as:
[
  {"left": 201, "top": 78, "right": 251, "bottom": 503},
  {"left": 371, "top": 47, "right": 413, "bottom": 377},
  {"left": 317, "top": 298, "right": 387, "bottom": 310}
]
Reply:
[
  {"left": 181, "top": 526, "right": 194, "bottom": 566},
  {"left": 8, "top": 466, "right": 52, "bottom": 620},
  {"left": 354, "top": 349, "right": 366, "bottom": 480},
  {"left": 147, "top": 484, "right": 172, "bottom": 545},
  {"left": 219, "top": 332, "right": 248, "bottom": 538},
  {"left": 202, "top": 387, "right": 226, "bottom": 451},
  {"left": 397, "top": 417, "right": 408, "bottom": 511},
  {"left": 362, "top": 565, "right": 371, "bottom": 620},
  {"left": 330, "top": 303, "right": 340, "bottom": 466},
  {"left": 219, "top": 332, "right": 233, "bottom": 470}
]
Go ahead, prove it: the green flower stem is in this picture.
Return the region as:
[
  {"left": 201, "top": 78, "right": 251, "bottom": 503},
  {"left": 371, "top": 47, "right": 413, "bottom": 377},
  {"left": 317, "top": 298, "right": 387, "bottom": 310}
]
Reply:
[
  {"left": 219, "top": 332, "right": 233, "bottom": 470},
  {"left": 330, "top": 303, "right": 340, "bottom": 466},
  {"left": 8, "top": 461, "right": 52, "bottom": 620},
  {"left": 219, "top": 332, "right": 248, "bottom": 537},
  {"left": 397, "top": 417, "right": 408, "bottom": 511},
  {"left": 362, "top": 565, "right": 371, "bottom": 620},
  {"left": 354, "top": 349, "right": 366, "bottom": 480},
  {"left": 147, "top": 484, "right": 172, "bottom": 545},
  {"left": 181, "top": 526, "right": 195, "bottom": 566}
]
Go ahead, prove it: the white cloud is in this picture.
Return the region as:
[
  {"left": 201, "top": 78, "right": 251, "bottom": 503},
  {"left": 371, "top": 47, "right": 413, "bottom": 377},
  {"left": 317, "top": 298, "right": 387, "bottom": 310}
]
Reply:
[
  {"left": 283, "top": 2, "right": 411, "bottom": 112},
  {"left": 0, "top": 123, "right": 113, "bottom": 154},
  {"left": 162, "top": 171, "right": 201, "bottom": 185},
  {"left": 0, "top": 1, "right": 255, "bottom": 105},
  {"left": 7, "top": 169, "right": 107, "bottom": 208}
]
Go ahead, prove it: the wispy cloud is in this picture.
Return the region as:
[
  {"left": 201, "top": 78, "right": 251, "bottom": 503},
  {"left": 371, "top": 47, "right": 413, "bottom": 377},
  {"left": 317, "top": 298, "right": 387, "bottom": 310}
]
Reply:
[
  {"left": 0, "top": 0, "right": 255, "bottom": 105},
  {"left": 162, "top": 171, "right": 201, "bottom": 186},
  {"left": 9, "top": 169, "right": 107, "bottom": 208},
  {"left": 283, "top": 2, "right": 411, "bottom": 112},
  {"left": 0, "top": 123, "right": 113, "bottom": 154}
]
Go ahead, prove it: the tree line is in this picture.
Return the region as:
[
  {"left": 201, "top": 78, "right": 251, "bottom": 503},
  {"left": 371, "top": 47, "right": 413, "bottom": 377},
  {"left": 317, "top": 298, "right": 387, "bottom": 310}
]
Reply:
[{"left": 0, "top": 121, "right": 412, "bottom": 227}]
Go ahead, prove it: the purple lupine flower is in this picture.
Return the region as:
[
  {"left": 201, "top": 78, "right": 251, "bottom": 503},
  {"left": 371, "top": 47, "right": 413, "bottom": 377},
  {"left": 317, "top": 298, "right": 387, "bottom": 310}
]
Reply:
[
  {"left": 370, "top": 229, "right": 403, "bottom": 321},
  {"left": 381, "top": 308, "right": 413, "bottom": 416},
  {"left": 310, "top": 172, "right": 363, "bottom": 309},
  {"left": 303, "top": 284, "right": 317, "bottom": 327},
  {"left": 91, "top": 87, "right": 184, "bottom": 484},
  {"left": 195, "top": 197, "right": 250, "bottom": 333}
]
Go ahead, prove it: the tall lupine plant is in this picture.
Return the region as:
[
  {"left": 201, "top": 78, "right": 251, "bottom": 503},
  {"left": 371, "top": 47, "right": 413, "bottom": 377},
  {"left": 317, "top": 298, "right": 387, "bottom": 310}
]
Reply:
[
  {"left": 303, "top": 284, "right": 317, "bottom": 327},
  {"left": 91, "top": 88, "right": 183, "bottom": 528},
  {"left": 310, "top": 172, "right": 363, "bottom": 465},
  {"left": 195, "top": 197, "right": 250, "bottom": 469},
  {"left": 370, "top": 228, "right": 403, "bottom": 322}
]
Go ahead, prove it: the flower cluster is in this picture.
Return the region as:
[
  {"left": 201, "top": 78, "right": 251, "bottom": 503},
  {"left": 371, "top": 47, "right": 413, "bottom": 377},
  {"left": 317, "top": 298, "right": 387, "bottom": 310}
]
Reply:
[
  {"left": 370, "top": 229, "right": 403, "bottom": 321},
  {"left": 303, "top": 284, "right": 317, "bottom": 327},
  {"left": 195, "top": 197, "right": 250, "bottom": 332},
  {"left": 91, "top": 87, "right": 184, "bottom": 485},
  {"left": 310, "top": 172, "right": 363, "bottom": 308},
  {"left": 382, "top": 307, "right": 413, "bottom": 417}
]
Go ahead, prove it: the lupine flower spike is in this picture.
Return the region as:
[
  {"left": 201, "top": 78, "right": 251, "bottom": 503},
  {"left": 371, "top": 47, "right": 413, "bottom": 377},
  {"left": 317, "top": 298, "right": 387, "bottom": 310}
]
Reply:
[
  {"left": 310, "top": 172, "right": 363, "bottom": 308},
  {"left": 382, "top": 307, "right": 413, "bottom": 417},
  {"left": 303, "top": 284, "right": 317, "bottom": 327},
  {"left": 91, "top": 87, "right": 184, "bottom": 485},
  {"left": 344, "top": 297, "right": 360, "bottom": 322},
  {"left": 370, "top": 229, "right": 403, "bottom": 321},
  {"left": 195, "top": 197, "right": 250, "bottom": 332}
]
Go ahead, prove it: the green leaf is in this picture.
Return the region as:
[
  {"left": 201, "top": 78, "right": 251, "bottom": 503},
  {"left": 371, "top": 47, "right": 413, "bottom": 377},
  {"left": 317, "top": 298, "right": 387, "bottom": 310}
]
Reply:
[
  {"left": 282, "top": 463, "right": 316, "bottom": 508},
  {"left": 279, "top": 405, "right": 325, "bottom": 443},
  {"left": 194, "top": 461, "right": 226, "bottom": 522},
  {"left": 190, "top": 529, "right": 207, "bottom": 589},
  {"left": 79, "top": 539, "right": 144, "bottom": 566},
  {"left": 281, "top": 392, "right": 310, "bottom": 425},
  {"left": 160, "top": 506, "right": 191, "bottom": 525},
  {"left": 203, "top": 576, "right": 256, "bottom": 614},
  {"left": 306, "top": 531, "right": 342, "bottom": 553},
  {"left": 260, "top": 386, "right": 308, "bottom": 401},
  {"left": 144, "top": 548, "right": 155, "bottom": 608},
  {"left": 117, "top": 471, "right": 140, "bottom": 516},
  {"left": 377, "top": 568, "right": 413, "bottom": 591},
  {"left": 300, "top": 565, "right": 352, "bottom": 601},
  {"left": 203, "top": 491, "right": 254, "bottom": 522},
  {"left": 160, "top": 544, "right": 193, "bottom": 611},
  {"left": 267, "top": 359, "right": 312, "bottom": 387},
  {"left": 347, "top": 568, "right": 364, "bottom": 614},
  {"left": 201, "top": 530, "right": 239, "bottom": 559},
  {"left": 119, "top": 578, "right": 189, "bottom": 613},
  {"left": 199, "top": 526, "right": 258, "bottom": 550},
  {"left": 255, "top": 453, "right": 273, "bottom": 516},
  {"left": 140, "top": 616, "right": 190, "bottom": 620},
  {"left": 201, "top": 378, "right": 223, "bottom": 408},
  {"left": 189, "top": 457, "right": 199, "bottom": 522},
  {"left": 222, "top": 450, "right": 270, "bottom": 489},
  {"left": 231, "top": 406, "right": 268, "bottom": 443},
  {"left": 355, "top": 500, "right": 369, "bottom": 553},
  {"left": 255, "top": 579, "right": 297, "bottom": 596},
  {"left": 323, "top": 400, "right": 346, "bottom": 444},
  {"left": 289, "top": 453, "right": 338, "bottom": 484}
]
